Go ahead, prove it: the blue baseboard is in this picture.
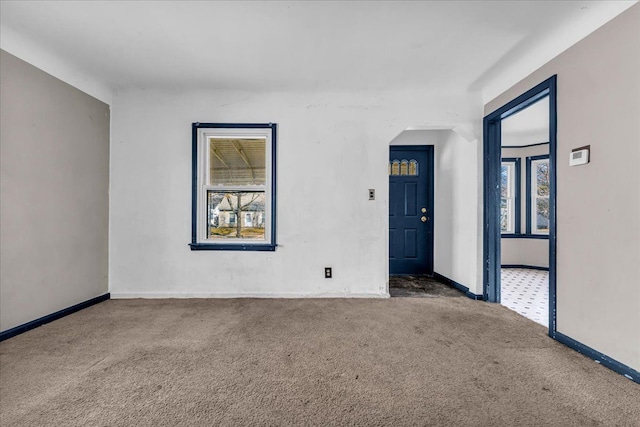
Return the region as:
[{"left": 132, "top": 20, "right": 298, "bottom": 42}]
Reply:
[
  {"left": 501, "top": 264, "right": 549, "bottom": 271},
  {"left": 0, "top": 293, "right": 110, "bottom": 342},
  {"left": 433, "top": 272, "right": 484, "bottom": 300},
  {"left": 554, "top": 332, "right": 639, "bottom": 384}
]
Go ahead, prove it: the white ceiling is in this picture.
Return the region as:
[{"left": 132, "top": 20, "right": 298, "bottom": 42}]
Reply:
[
  {"left": 0, "top": 1, "right": 635, "bottom": 103},
  {"left": 501, "top": 96, "right": 549, "bottom": 147}
]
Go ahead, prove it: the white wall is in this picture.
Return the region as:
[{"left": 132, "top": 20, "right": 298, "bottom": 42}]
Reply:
[
  {"left": 390, "top": 130, "right": 482, "bottom": 294},
  {"left": 501, "top": 239, "right": 548, "bottom": 268},
  {"left": 0, "top": 50, "right": 110, "bottom": 331},
  {"left": 486, "top": 4, "right": 640, "bottom": 371},
  {"left": 0, "top": 25, "right": 113, "bottom": 104},
  {"left": 109, "top": 88, "right": 481, "bottom": 298}
]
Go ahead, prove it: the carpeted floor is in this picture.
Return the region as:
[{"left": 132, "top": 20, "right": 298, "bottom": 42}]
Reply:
[{"left": 1, "top": 297, "right": 638, "bottom": 426}]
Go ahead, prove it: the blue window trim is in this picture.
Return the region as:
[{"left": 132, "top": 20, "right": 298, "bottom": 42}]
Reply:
[
  {"left": 501, "top": 157, "right": 521, "bottom": 234},
  {"left": 501, "top": 233, "right": 549, "bottom": 240},
  {"left": 526, "top": 154, "right": 550, "bottom": 235},
  {"left": 190, "top": 122, "right": 277, "bottom": 251}
]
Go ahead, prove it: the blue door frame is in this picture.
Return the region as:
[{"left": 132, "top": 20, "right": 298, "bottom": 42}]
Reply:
[
  {"left": 483, "top": 75, "right": 557, "bottom": 337},
  {"left": 389, "top": 145, "right": 434, "bottom": 275}
]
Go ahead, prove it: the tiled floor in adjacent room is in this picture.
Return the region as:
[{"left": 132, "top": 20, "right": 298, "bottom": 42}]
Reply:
[{"left": 501, "top": 268, "right": 549, "bottom": 327}]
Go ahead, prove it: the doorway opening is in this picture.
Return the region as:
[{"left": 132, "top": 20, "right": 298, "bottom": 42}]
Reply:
[{"left": 483, "top": 76, "right": 557, "bottom": 335}]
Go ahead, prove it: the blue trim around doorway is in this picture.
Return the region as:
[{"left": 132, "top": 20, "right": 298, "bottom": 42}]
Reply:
[
  {"left": 483, "top": 75, "right": 557, "bottom": 336},
  {"left": 480, "top": 76, "right": 640, "bottom": 383}
]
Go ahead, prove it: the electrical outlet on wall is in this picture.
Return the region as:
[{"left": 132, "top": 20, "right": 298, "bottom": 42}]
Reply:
[{"left": 324, "top": 267, "right": 332, "bottom": 278}]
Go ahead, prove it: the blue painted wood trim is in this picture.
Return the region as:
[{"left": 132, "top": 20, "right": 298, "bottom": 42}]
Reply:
[
  {"left": 191, "top": 123, "right": 277, "bottom": 251},
  {"left": 501, "top": 233, "right": 549, "bottom": 239},
  {"left": 0, "top": 293, "right": 110, "bottom": 342},
  {"left": 501, "top": 264, "right": 549, "bottom": 271},
  {"left": 553, "top": 332, "right": 640, "bottom": 384},
  {"left": 487, "top": 83, "right": 550, "bottom": 121},
  {"left": 484, "top": 75, "right": 557, "bottom": 340},
  {"left": 483, "top": 116, "right": 502, "bottom": 302},
  {"left": 191, "top": 123, "right": 198, "bottom": 245},
  {"left": 514, "top": 158, "right": 521, "bottom": 234},
  {"left": 501, "top": 157, "right": 521, "bottom": 234},
  {"left": 433, "top": 272, "right": 484, "bottom": 300},
  {"left": 526, "top": 155, "right": 531, "bottom": 234},
  {"left": 271, "top": 124, "right": 278, "bottom": 249},
  {"left": 548, "top": 75, "right": 558, "bottom": 337},
  {"left": 502, "top": 142, "right": 550, "bottom": 149},
  {"left": 189, "top": 243, "right": 276, "bottom": 251},
  {"left": 526, "top": 154, "right": 549, "bottom": 235}
]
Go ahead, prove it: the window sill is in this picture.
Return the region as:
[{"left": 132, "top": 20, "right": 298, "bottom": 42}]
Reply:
[
  {"left": 501, "top": 233, "right": 549, "bottom": 240},
  {"left": 189, "top": 243, "right": 277, "bottom": 251}
]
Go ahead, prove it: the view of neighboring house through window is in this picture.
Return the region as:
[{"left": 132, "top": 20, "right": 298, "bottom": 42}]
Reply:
[
  {"left": 191, "top": 123, "right": 277, "bottom": 251},
  {"left": 528, "top": 155, "right": 550, "bottom": 234},
  {"left": 500, "top": 159, "right": 519, "bottom": 233}
]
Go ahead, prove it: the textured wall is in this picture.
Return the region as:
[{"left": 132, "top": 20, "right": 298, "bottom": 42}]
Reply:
[
  {"left": 0, "top": 50, "right": 110, "bottom": 331},
  {"left": 486, "top": 5, "right": 640, "bottom": 370},
  {"left": 109, "top": 89, "right": 480, "bottom": 298}
]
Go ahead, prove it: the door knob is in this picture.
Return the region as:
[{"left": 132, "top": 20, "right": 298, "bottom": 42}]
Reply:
[
  {"left": 421, "top": 208, "right": 427, "bottom": 213},
  {"left": 421, "top": 216, "right": 427, "bottom": 222}
]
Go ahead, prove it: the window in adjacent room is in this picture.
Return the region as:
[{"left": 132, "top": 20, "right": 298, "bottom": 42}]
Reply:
[
  {"left": 528, "top": 155, "right": 550, "bottom": 234},
  {"left": 191, "top": 123, "right": 277, "bottom": 251},
  {"left": 500, "top": 159, "right": 520, "bottom": 234}
]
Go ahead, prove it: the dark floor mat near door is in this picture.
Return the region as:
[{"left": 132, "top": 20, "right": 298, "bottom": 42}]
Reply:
[{"left": 389, "top": 275, "right": 462, "bottom": 298}]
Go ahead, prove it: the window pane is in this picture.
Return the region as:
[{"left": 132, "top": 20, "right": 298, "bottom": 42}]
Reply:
[
  {"left": 400, "top": 160, "right": 408, "bottom": 175},
  {"left": 209, "top": 138, "right": 266, "bottom": 186},
  {"left": 536, "top": 198, "right": 550, "bottom": 232},
  {"left": 501, "top": 165, "right": 508, "bottom": 198},
  {"left": 536, "top": 162, "right": 549, "bottom": 196},
  {"left": 409, "top": 160, "right": 418, "bottom": 176},
  {"left": 207, "top": 191, "right": 265, "bottom": 239},
  {"left": 500, "top": 198, "right": 508, "bottom": 232},
  {"left": 391, "top": 160, "right": 400, "bottom": 175}
]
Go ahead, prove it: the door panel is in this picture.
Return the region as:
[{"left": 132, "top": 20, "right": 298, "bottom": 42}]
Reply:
[
  {"left": 404, "top": 182, "right": 418, "bottom": 216},
  {"left": 389, "top": 146, "right": 434, "bottom": 275},
  {"left": 404, "top": 229, "right": 417, "bottom": 258},
  {"left": 389, "top": 229, "right": 396, "bottom": 259}
]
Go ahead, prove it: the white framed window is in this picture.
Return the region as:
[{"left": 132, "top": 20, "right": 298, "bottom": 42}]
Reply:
[
  {"left": 529, "top": 156, "right": 549, "bottom": 234},
  {"left": 500, "top": 158, "right": 521, "bottom": 234},
  {"left": 191, "top": 123, "right": 277, "bottom": 251}
]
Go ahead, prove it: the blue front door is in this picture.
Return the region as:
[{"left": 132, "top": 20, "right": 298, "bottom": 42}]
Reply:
[{"left": 389, "top": 146, "right": 434, "bottom": 275}]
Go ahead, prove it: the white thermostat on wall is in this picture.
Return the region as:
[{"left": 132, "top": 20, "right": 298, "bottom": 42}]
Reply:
[{"left": 570, "top": 146, "right": 590, "bottom": 166}]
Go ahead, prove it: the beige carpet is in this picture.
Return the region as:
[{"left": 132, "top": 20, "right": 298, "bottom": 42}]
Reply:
[{"left": 1, "top": 297, "right": 638, "bottom": 426}]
